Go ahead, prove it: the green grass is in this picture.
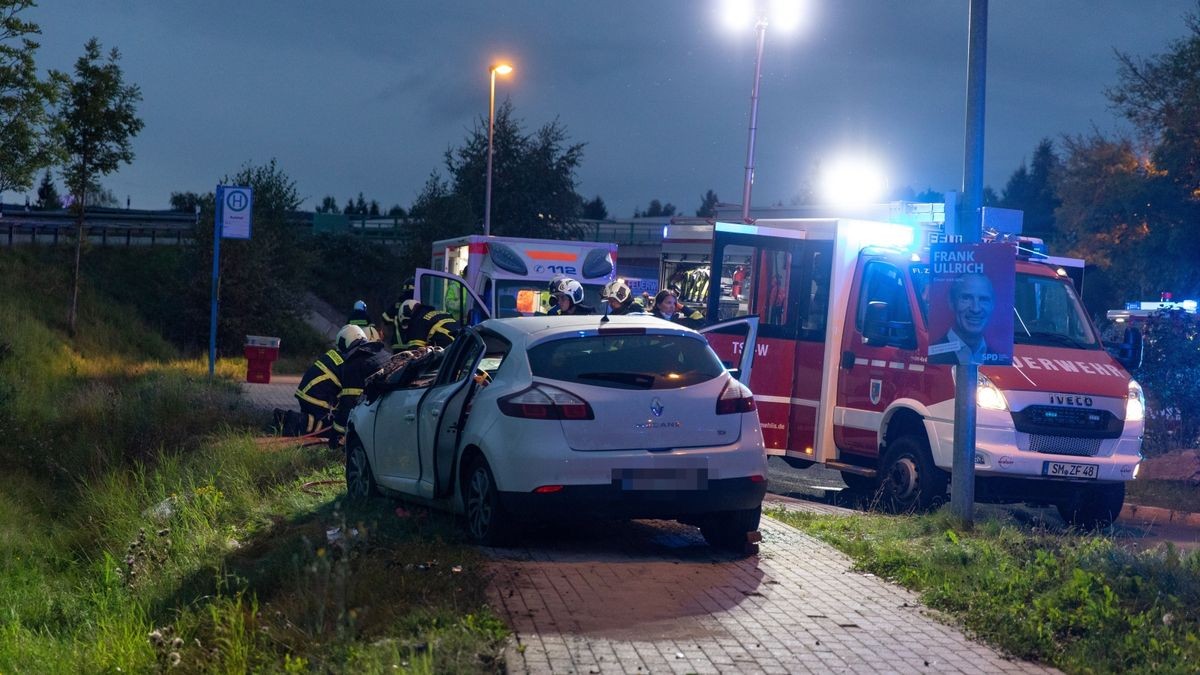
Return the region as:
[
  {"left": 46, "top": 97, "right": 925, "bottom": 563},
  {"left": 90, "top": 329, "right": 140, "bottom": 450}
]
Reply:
[
  {"left": 0, "top": 249, "right": 507, "bottom": 672},
  {"left": 1127, "top": 479, "right": 1200, "bottom": 513},
  {"left": 770, "top": 507, "right": 1200, "bottom": 674}
]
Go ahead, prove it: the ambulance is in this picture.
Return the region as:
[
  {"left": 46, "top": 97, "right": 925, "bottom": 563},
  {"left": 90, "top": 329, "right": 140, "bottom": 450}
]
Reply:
[
  {"left": 426, "top": 235, "right": 618, "bottom": 320},
  {"left": 702, "top": 217, "right": 1146, "bottom": 527}
]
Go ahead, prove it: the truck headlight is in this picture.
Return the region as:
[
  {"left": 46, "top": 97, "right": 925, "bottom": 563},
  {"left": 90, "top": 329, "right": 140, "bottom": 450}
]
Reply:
[
  {"left": 1126, "top": 379, "right": 1146, "bottom": 422},
  {"left": 977, "top": 373, "right": 1009, "bottom": 411}
]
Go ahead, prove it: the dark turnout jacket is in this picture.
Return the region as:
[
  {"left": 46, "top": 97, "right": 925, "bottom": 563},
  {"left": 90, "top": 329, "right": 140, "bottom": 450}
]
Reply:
[{"left": 332, "top": 340, "right": 392, "bottom": 433}]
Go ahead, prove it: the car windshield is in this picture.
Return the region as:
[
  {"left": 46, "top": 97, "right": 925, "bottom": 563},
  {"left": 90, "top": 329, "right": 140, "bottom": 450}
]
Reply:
[{"left": 527, "top": 334, "right": 726, "bottom": 390}]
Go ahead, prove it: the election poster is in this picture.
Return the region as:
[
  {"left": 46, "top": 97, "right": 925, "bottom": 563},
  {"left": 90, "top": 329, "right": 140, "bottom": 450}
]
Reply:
[{"left": 926, "top": 243, "right": 1015, "bottom": 366}]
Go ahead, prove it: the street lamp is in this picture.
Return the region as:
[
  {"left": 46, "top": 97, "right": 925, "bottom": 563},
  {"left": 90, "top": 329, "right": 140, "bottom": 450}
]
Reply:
[
  {"left": 723, "top": 1, "right": 805, "bottom": 222},
  {"left": 484, "top": 62, "right": 513, "bottom": 237}
]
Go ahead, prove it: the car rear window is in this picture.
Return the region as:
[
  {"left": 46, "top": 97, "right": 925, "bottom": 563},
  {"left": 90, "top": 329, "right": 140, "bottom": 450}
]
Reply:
[{"left": 527, "top": 334, "right": 726, "bottom": 390}]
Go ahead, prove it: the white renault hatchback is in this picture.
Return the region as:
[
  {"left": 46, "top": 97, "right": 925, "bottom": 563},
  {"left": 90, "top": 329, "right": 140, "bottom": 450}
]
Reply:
[{"left": 345, "top": 314, "right": 767, "bottom": 551}]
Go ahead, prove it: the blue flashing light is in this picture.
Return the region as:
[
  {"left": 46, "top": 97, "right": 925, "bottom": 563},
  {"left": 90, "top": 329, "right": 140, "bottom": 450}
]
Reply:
[
  {"left": 1182, "top": 300, "right": 1198, "bottom": 312},
  {"left": 853, "top": 220, "right": 914, "bottom": 250}
]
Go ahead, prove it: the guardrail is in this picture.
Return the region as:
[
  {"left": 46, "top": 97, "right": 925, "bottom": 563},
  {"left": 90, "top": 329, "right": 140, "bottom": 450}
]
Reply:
[{"left": 0, "top": 210, "right": 673, "bottom": 248}]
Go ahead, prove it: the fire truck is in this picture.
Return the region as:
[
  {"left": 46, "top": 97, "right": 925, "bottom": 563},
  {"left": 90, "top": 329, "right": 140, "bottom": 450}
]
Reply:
[
  {"left": 702, "top": 217, "right": 1145, "bottom": 527},
  {"left": 425, "top": 235, "right": 617, "bottom": 320}
]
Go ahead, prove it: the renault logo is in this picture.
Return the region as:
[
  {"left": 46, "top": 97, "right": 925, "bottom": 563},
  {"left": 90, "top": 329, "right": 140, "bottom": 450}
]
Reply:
[{"left": 650, "top": 397, "right": 664, "bottom": 417}]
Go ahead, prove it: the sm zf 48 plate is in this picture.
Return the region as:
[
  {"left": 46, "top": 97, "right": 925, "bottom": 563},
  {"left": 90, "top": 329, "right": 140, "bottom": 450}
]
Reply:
[{"left": 1042, "top": 461, "right": 1099, "bottom": 480}]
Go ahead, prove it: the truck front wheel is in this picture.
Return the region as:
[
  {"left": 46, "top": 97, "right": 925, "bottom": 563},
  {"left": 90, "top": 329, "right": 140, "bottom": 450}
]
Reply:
[
  {"left": 1056, "top": 483, "right": 1125, "bottom": 530},
  {"left": 878, "top": 435, "right": 947, "bottom": 513}
]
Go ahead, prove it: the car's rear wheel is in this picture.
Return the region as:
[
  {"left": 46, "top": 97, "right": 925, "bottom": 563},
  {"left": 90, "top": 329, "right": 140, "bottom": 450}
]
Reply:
[
  {"left": 1056, "top": 482, "right": 1125, "bottom": 530},
  {"left": 700, "top": 505, "right": 762, "bottom": 554},
  {"left": 464, "top": 458, "right": 512, "bottom": 546},
  {"left": 345, "top": 437, "right": 378, "bottom": 504},
  {"left": 877, "top": 435, "right": 947, "bottom": 513}
]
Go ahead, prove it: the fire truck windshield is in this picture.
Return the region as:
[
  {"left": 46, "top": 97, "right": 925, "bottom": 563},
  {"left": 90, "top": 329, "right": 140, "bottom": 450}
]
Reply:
[
  {"left": 913, "top": 270, "right": 1101, "bottom": 350},
  {"left": 1011, "top": 273, "right": 1101, "bottom": 349}
]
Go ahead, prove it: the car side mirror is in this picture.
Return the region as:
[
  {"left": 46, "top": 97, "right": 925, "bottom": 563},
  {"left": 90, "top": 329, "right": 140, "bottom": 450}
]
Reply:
[
  {"left": 1108, "top": 326, "right": 1143, "bottom": 370},
  {"left": 864, "top": 301, "right": 889, "bottom": 345}
]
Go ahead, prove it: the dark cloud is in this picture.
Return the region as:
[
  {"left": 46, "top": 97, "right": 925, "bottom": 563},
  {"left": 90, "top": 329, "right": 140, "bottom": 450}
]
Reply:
[{"left": 11, "top": 0, "right": 1196, "bottom": 216}]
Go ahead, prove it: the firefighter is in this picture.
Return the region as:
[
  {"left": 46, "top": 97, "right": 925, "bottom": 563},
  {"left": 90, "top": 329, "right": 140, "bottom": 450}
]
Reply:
[
  {"left": 381, "top": 279, "right": 417, "bottom": 352},
  {"left": 293, "top": 325, "right": 363, "bottom": 436},
  {"left": 600, "top": 279, "right": 643, "bottom": 315},
  {"left": 399, "top": 299, "right": 460, "bottom": 348},
  {"left": 330, "top": 326, "right": 392, "bottom": 442},
  {"left": 548, "top": 278, "right": 595, "bottom": 316},
  {"left": 347, "top": 299, "right": 381, "bottom": 342},
  {"left": 542, "top": 274, "right": 568, "bottom": 314}
]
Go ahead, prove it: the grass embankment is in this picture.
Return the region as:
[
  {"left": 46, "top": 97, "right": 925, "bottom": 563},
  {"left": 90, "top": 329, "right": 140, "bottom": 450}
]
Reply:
[
  {"left": 1127, "top": 479, "right": 1200, "bottom": 513},
  {"left": 771, "top": 507, "right": 1199, "bottom": 674},
  {"left": 0, "top": 248, "right": 506, "bottom": 672}
]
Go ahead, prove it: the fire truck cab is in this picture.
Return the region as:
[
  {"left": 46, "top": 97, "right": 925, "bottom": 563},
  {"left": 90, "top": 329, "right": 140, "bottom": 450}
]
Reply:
[{"left": 704, "top": 218, "right": 1145, "bottom": 527}]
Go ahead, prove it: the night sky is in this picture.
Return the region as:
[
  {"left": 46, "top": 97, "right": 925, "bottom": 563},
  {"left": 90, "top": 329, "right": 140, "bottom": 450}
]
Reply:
[{"left": 12, "top": 1, "right": 1196, "bottom": 217}]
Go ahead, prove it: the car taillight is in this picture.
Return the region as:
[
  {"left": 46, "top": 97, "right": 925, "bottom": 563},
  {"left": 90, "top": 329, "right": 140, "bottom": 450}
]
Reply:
[
  {"left": 497, "top": 384, "right": 595, "bottom": 420},
  {"left": 716, "top": 379, "right": 756, "bottom": 414}
]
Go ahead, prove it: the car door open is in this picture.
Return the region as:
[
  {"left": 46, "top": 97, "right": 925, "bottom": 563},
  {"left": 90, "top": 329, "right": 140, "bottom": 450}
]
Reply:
[
  {"left": 414, "top": 268, "right": 492, "bottom": 327},
  {"left": 700, "top": 316, "right": 759, "bottom": 384},
  {"left": 415, "top": 328, "right": 486, "bottom": 500}
]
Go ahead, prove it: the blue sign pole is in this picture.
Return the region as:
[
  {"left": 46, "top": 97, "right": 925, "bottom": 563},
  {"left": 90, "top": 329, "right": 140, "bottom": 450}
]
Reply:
[{"left": 208, "top": 186, "right": 223, "bottom": 377}]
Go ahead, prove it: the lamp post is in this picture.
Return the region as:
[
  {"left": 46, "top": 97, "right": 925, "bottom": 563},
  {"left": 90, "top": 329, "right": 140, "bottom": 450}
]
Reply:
[
  {"left": 484, "top": 63, "right": 513, "bottom": 237},
  {"left": 741, "top": 14, "right": 768, "bottom": 222}
]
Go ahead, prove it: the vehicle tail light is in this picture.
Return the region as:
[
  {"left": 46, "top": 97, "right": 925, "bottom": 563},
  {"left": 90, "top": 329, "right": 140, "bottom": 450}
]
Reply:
[
  {"left": 716, "top": 379, "right": 756, "bottom": 414},
  {"left": 533, "top": 485, "right": 564, "bottom": 494},
  {"left": 498, "top": 384, "right": 595, "bottom": 420},
  {"left": 749, "top": 474, "right": 766, "bottom": 483}
]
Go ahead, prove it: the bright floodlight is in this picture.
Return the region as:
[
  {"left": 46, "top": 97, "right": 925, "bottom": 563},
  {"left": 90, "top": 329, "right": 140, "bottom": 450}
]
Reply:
[
  {"left": 492, "top": 63, "right": 513, "bottom": 75},
  {"left": 819, "top": 156, "right": 889, "bottom": 206},
  {"left": 769, "top": 0, "right": 805, "bottom": 31},
  {"left": 719, "top": 0, "right": 756, "bottom": 30}
]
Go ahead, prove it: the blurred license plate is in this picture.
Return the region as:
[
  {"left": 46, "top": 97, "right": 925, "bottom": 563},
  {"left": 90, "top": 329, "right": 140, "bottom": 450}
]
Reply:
[
  {"left": 614, "top": 468, "right": 708, "bottom": 491},
  {"left": 1042, "top": 461, "right": 1099, "bottom": 479}
]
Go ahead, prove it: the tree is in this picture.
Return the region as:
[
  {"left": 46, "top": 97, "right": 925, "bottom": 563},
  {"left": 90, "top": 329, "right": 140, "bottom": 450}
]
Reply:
[
  {"left": 369, "top": 199, "right": 380, "bottom": 217},
  {"left": 913, "top": 187, "right": 943, "bottom": 203},
  {"left": 581, "top": 195, "right": 608, "bottom": 220},
  {"left": 343, "top": 197, "right": 355, "bottom": 215},
  {"left": 696, "top": 190, "right": 719, "bottom": 217},
  {"left": 184, "top": 160, "right": 316, "bottom": 352},
  {"left": 398, "top": 172, "right": 472, "bottom": 278},
  {"left": 639, "top": 199, "right": 675, "bottom": 218},
  {"left": 354, "top": 192, "right": 367, "bottom": 215},
  {"left": 58, "top": 38, "right": 143, "bottom": 335},
  {"left": 999, "top": 139, "right": 1061, "bottom": 240},
  {"left": 170, "top": 191, "right": 203, "bottom": 213},
  {"left": 35, "top": 169, "right": 60, "bottom": 209},
  {"left": 0, "top": 1, "right": 61, "bottom": 195},
  {"left": 387, "top": 203, "right": 406, "bottom": 218},
  {"left": 443, "top": 100, "right": 587, "bottom": 239},
  {"left": 315, "top": 195, "right": 340, "bottom": 214}
]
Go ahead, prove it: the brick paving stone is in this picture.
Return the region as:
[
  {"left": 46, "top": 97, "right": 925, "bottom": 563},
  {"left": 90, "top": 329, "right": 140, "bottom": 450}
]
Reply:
[{"left": 489, "top": 511, "right": 1061, "bottom": 674}]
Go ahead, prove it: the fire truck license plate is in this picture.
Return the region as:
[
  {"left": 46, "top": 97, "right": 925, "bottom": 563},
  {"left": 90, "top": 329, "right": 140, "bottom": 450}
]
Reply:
[{"left": 1042, "top": 461, "right": 1099, "bottom": 479}]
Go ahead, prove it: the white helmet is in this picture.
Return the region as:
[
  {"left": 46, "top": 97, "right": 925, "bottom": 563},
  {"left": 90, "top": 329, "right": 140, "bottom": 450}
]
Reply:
[
  {"left": 552, "top": 278, "right": 585, "bottom": 305},
  {"left": 336, "top": 324, "right": 367, "bottom": 352},
  {"left": 601, "top": 279, "right": 632, "bottom": 304}
]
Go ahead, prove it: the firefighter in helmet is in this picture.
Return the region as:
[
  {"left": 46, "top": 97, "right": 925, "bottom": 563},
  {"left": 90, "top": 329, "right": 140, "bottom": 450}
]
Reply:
[
  {"left": 293, "top": 325, "right": 363, "bottom": 436},
  {"left": 600, "top": 279, "right": 643, "bottom": 315},
  {"left": 398, "top": 299, "right": 460, "bottom": 348},
  {"left": 548, "top": 277, "right": 595, "bottom": 316},
  {"left": 381, "top": 278, "right": 417, "bottom": 352},
  {"left": 330, "top": 324, "right": 392, "bottom": 442}
]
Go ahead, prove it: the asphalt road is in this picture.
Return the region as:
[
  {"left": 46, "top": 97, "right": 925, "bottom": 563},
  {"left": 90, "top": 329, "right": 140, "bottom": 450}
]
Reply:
[{"left": 766, "top": 456, "right": 1200, "bottom": 552}]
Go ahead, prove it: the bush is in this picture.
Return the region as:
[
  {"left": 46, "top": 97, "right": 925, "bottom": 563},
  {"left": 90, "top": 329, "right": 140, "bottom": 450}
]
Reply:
[{"left": 1130, "top": 309, "right": 1200, "bottom": 454}]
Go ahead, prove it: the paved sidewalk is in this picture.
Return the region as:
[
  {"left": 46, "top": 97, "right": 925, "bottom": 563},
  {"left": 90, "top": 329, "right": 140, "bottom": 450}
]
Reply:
[
  {"left": 239, "top": 375, "right": 300, "bottom": 412},
  {"left": 489, "top": 502, "right": 1057, "bottom": 674}
]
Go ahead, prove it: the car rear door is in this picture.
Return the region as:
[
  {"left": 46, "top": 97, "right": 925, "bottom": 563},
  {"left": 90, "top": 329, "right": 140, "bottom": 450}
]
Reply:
[
  {"left": 415, "top": 268, "right": 492, "bottom": 327},
  {"left": 416, "top": 328, "right": 486, "bottom": 499}
]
